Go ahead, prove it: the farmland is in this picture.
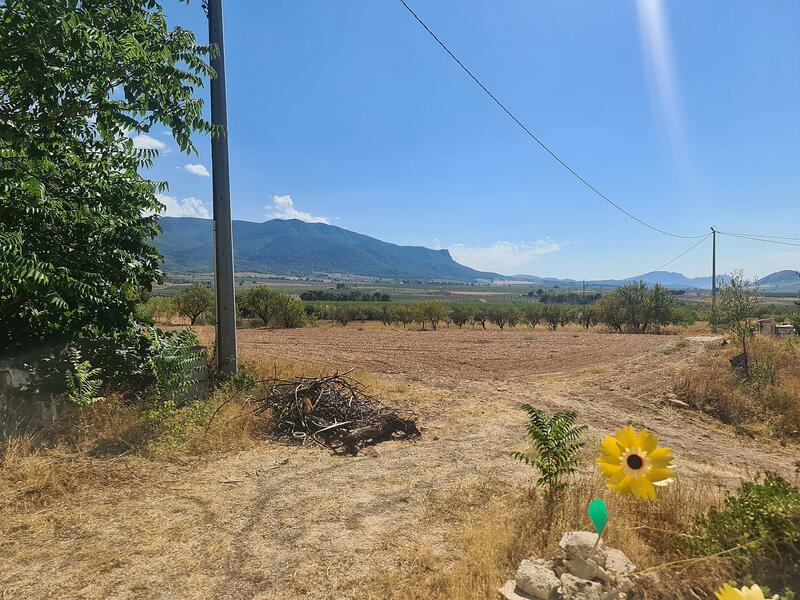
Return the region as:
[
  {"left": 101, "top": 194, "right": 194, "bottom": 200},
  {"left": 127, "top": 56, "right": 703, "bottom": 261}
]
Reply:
[{"left": 2, "top": 325, "right": 796, "bottom": 599}]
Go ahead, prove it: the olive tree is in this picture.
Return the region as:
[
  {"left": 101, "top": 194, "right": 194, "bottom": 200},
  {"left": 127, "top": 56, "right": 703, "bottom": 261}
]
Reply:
[{"left": 715, "top": 272, "right": 761, "bottom": 375}]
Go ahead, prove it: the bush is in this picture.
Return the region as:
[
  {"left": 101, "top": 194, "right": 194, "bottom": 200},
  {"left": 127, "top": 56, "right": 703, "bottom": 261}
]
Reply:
[
  {"left": 676, "top": 337, "right": 800, "bottom": 437},
  {"left": 685, "top": 473, "right": 800, "bottom": 591},
  {"left": 142, "top": 327, "right": 203, "bottom": 420}
]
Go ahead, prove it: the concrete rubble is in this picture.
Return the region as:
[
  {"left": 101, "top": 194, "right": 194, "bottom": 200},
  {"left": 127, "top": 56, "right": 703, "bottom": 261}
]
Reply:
[{"left": 499, "top": 531, "right": 637, "bottom": 600}]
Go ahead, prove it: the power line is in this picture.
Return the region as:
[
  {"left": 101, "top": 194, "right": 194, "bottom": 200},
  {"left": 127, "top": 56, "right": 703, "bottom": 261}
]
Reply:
[
  {"left": 397, "top": 0, "right": 706, "bottom": 240},
  {"left": 718, "top": 230, "right": 800, "bottom": 242},
  {"left": 718, "top": 231, "right": 800, "bottom": 248},
  {"left": 651, "top": 232, "right": 713, "bottom": 272}
]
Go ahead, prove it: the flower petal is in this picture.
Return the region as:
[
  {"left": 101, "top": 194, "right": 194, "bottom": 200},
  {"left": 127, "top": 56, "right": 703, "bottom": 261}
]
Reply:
[
  {"left": 631, "top": 476, "right": 656, "bottom": 501},
  {"left": 640, "top": 429, "right": 660, "bottom": 453},
  {"left": 648, "top": 447, "right": 674, "bottom": 468},
  {"left": 616, "top": 425, "right": 639, "bottom": 450}
]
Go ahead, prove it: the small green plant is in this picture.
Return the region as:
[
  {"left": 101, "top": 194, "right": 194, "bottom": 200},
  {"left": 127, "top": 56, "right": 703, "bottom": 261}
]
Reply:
[
  {"left": 63, "top": 347, "right": 105, "bottom": 407},
  {"left": 511, "top": 405, "right": 587, "bottom": 501},
  {"left": 687, "top": 473, "right": 800, "bottom": 591},
  {"left": 143, "top": 327, "right": 203, "bottom": 421}
]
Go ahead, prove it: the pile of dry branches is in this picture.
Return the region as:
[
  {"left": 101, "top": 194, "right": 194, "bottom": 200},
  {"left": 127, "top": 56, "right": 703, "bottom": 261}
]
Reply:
[{"left": 251, "top": 372, "right": 419, "bottom": 454}]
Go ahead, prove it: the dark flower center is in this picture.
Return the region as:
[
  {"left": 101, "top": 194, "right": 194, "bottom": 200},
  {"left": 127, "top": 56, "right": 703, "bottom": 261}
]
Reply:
[{"left": 627, "top": 454, "right": 644, "bottom": 470}]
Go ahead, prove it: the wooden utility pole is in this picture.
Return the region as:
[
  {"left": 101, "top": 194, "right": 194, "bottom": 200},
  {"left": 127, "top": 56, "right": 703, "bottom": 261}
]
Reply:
[{"left": 207, "top": 0, "right": 237, "bottom": 374}]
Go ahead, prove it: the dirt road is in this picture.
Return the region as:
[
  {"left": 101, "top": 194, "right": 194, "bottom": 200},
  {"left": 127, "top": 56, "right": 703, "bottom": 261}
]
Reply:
[{"left": 1, "top": 330, "right": 796, "bottom": 599}]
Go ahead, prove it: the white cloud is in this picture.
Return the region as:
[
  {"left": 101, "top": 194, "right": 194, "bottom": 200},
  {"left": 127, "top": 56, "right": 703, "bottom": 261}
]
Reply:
[
  {"left": 131, "top": 133, "right": 166, "bottom": 151},
  {"left": 448, "top": 240, "right": 561, "bottom": 274},
  {"left": 266, "top": 194, "right": 328, "bottom": 224},
  {"left": 183, "top": 163, "right": 210, "bottom": 177},
  {"left": 156, "top": 194, "right": 211, "bottom": 219}
]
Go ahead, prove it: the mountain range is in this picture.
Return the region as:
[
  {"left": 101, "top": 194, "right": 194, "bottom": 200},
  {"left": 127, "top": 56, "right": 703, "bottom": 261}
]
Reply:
[{"left": 154, "top": 217, "right": 798, "bottom": 291}]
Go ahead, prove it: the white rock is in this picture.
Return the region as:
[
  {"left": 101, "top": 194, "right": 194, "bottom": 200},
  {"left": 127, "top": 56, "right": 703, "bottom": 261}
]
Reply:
[
  {"left": 559, "top": 531, "right": 606, "bottom": 562},
  {"left": 560, "top": 572, "right": 603, "bottom": 600},
  {"left": 498, "top": 580, "right": 537, "bottom": 600},
  {"left": 603, "top": 548, "right": 636, "bottom": 576},
  {"left": 515, "top": 558, "right": 561, "bottom": 600},
  {"left": 564, "top": 556, "right": 607, "bottom": 582}
]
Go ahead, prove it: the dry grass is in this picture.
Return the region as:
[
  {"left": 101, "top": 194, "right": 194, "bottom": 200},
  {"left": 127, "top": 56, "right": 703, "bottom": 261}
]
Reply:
[
  {"left": 364, "top": 476, "right": 728, "bottom": 600},
  {"left": 676, "top": 336, "right": 800, "bottom": 438}
]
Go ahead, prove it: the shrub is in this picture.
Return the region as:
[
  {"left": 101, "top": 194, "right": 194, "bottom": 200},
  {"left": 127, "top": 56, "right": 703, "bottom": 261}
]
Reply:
[
  {"left": 63, "top": 347, "right": 105, "bottom": 408},
  {"left": 676, "top": 337, "right": 800, "bottom": 437},
  {"left": 510, "top": 405, "right": 587, "bottom": 503},
  {"left": 685, "top": 473, "right": 800, "bottom": 591},
  {"left": 142, "top": 327, "right": 203, "bottom": 421}
]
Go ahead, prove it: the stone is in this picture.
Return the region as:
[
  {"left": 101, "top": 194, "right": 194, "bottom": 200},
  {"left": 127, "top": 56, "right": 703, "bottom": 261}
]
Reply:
[
  {"left": 560, "top": 572, "right": 603, "bottom": 600},
  {"left": 603, "top": 548, "right": 636, "bottom": 576},
  {"left": 515, "top": 558, "right": 561, "bottom": 600},
  {"left": 498, "top": 580, "right": 537, "bottom": 600},
  {"left": 558, "top": 531, "right": 606, "bottom": 562},
  {"left": 563, "top": 557, "right": 607, "bottom": 582}
]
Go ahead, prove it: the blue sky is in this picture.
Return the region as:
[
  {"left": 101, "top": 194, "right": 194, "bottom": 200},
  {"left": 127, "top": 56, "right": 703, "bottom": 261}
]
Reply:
[{"left": 142, "top": 0, "right": 800, "bottom": 279}]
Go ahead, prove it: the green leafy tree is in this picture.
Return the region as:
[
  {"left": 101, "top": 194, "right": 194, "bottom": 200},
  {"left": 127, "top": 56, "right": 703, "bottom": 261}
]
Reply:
[
  {"left": 0, "top": 0, "right": 213, "bottom": 354},
  {"left": 543, "top": 304, "right": 561, "bottom": 331},
  {"left": 416, "top": 301, "right": 447, "bottom": 330},
  {"left": 598, "top": 282, "right": 675, "bottom": 333},
  {"left": 173, "top": 284, "right": 214, "bottom": 326},
  {"left": 522, "top": 304, "right": 543, "bottom": 330},
  {"left": 449, "top": 305, "right": 472, "bottom": 328},
  {"left": 715, "top": 272, "right": 761, "bottom": 375},
  {"left": 472, "top": 307, "right": 488, "bottom": 329},
  {"left": 488, "top": 306, "right": 508, "bottom": 330},
  {"left": 393, "top": 304, "right": 413, "bottom": 328},
  {"left": 239, "top": 287, "right": 281, "bottom": 327},
  {"left": 333, "top": 305, "right": 355, "bottom": 327},
  {"left": 511, "top": 406, "right": 587, "bottom": 503},
  {"left": 579, "top": 305, "right": 597, "bottom": 329}
]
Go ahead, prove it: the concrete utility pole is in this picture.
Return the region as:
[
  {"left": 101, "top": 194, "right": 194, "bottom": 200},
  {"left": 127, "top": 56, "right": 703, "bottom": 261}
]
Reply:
[
  {"left": 207, "top": 0, "right": 237, "bottom": 374},
  {"left": 711, "top": 227, "right": 717, "bottom": 319}
]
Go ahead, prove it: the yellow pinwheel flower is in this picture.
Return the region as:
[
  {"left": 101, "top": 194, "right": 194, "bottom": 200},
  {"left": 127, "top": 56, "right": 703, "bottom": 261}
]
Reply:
[
  {"left": 715, "top": 583, "right": 769, "bottom": 600},
  {"left": 596, "top": 425, "right": 674, "bottom": 500}
]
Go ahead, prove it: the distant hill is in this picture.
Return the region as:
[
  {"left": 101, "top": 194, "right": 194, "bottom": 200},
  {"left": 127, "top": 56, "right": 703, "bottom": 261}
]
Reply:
[
  {"left": 155, "top": 217, "right": 498, "bottom": 281},
  {"left": 154, "top": 217, "right": 797, "bottom": 290},
  {"left": 592, "top": 271, "right": 725, "bottom": 289},
  {"left": 757, "top": 270, "right": 800, "bottom": 291}
]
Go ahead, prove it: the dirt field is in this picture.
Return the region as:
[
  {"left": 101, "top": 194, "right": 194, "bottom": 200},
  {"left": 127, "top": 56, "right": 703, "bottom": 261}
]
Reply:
[
  {"left": 198, "top": 326, "right": 673, "bottom": 380},
  {"left": 2, "top": 328, "right": 797, "bottom": 599}
]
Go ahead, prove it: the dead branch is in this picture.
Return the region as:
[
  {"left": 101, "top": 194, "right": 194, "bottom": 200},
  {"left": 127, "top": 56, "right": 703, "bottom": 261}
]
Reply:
[{"left": 250, "top": 373, "right": 420, "bottom": 454}]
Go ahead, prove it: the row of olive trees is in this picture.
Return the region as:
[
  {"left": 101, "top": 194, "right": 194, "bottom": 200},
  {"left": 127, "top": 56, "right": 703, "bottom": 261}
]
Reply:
[
  {"left": 314, "top": 300, "right": 589, "bottom": 331},
  {"left": 170, "top": 281, "right": 685, "bottom": 333}
]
